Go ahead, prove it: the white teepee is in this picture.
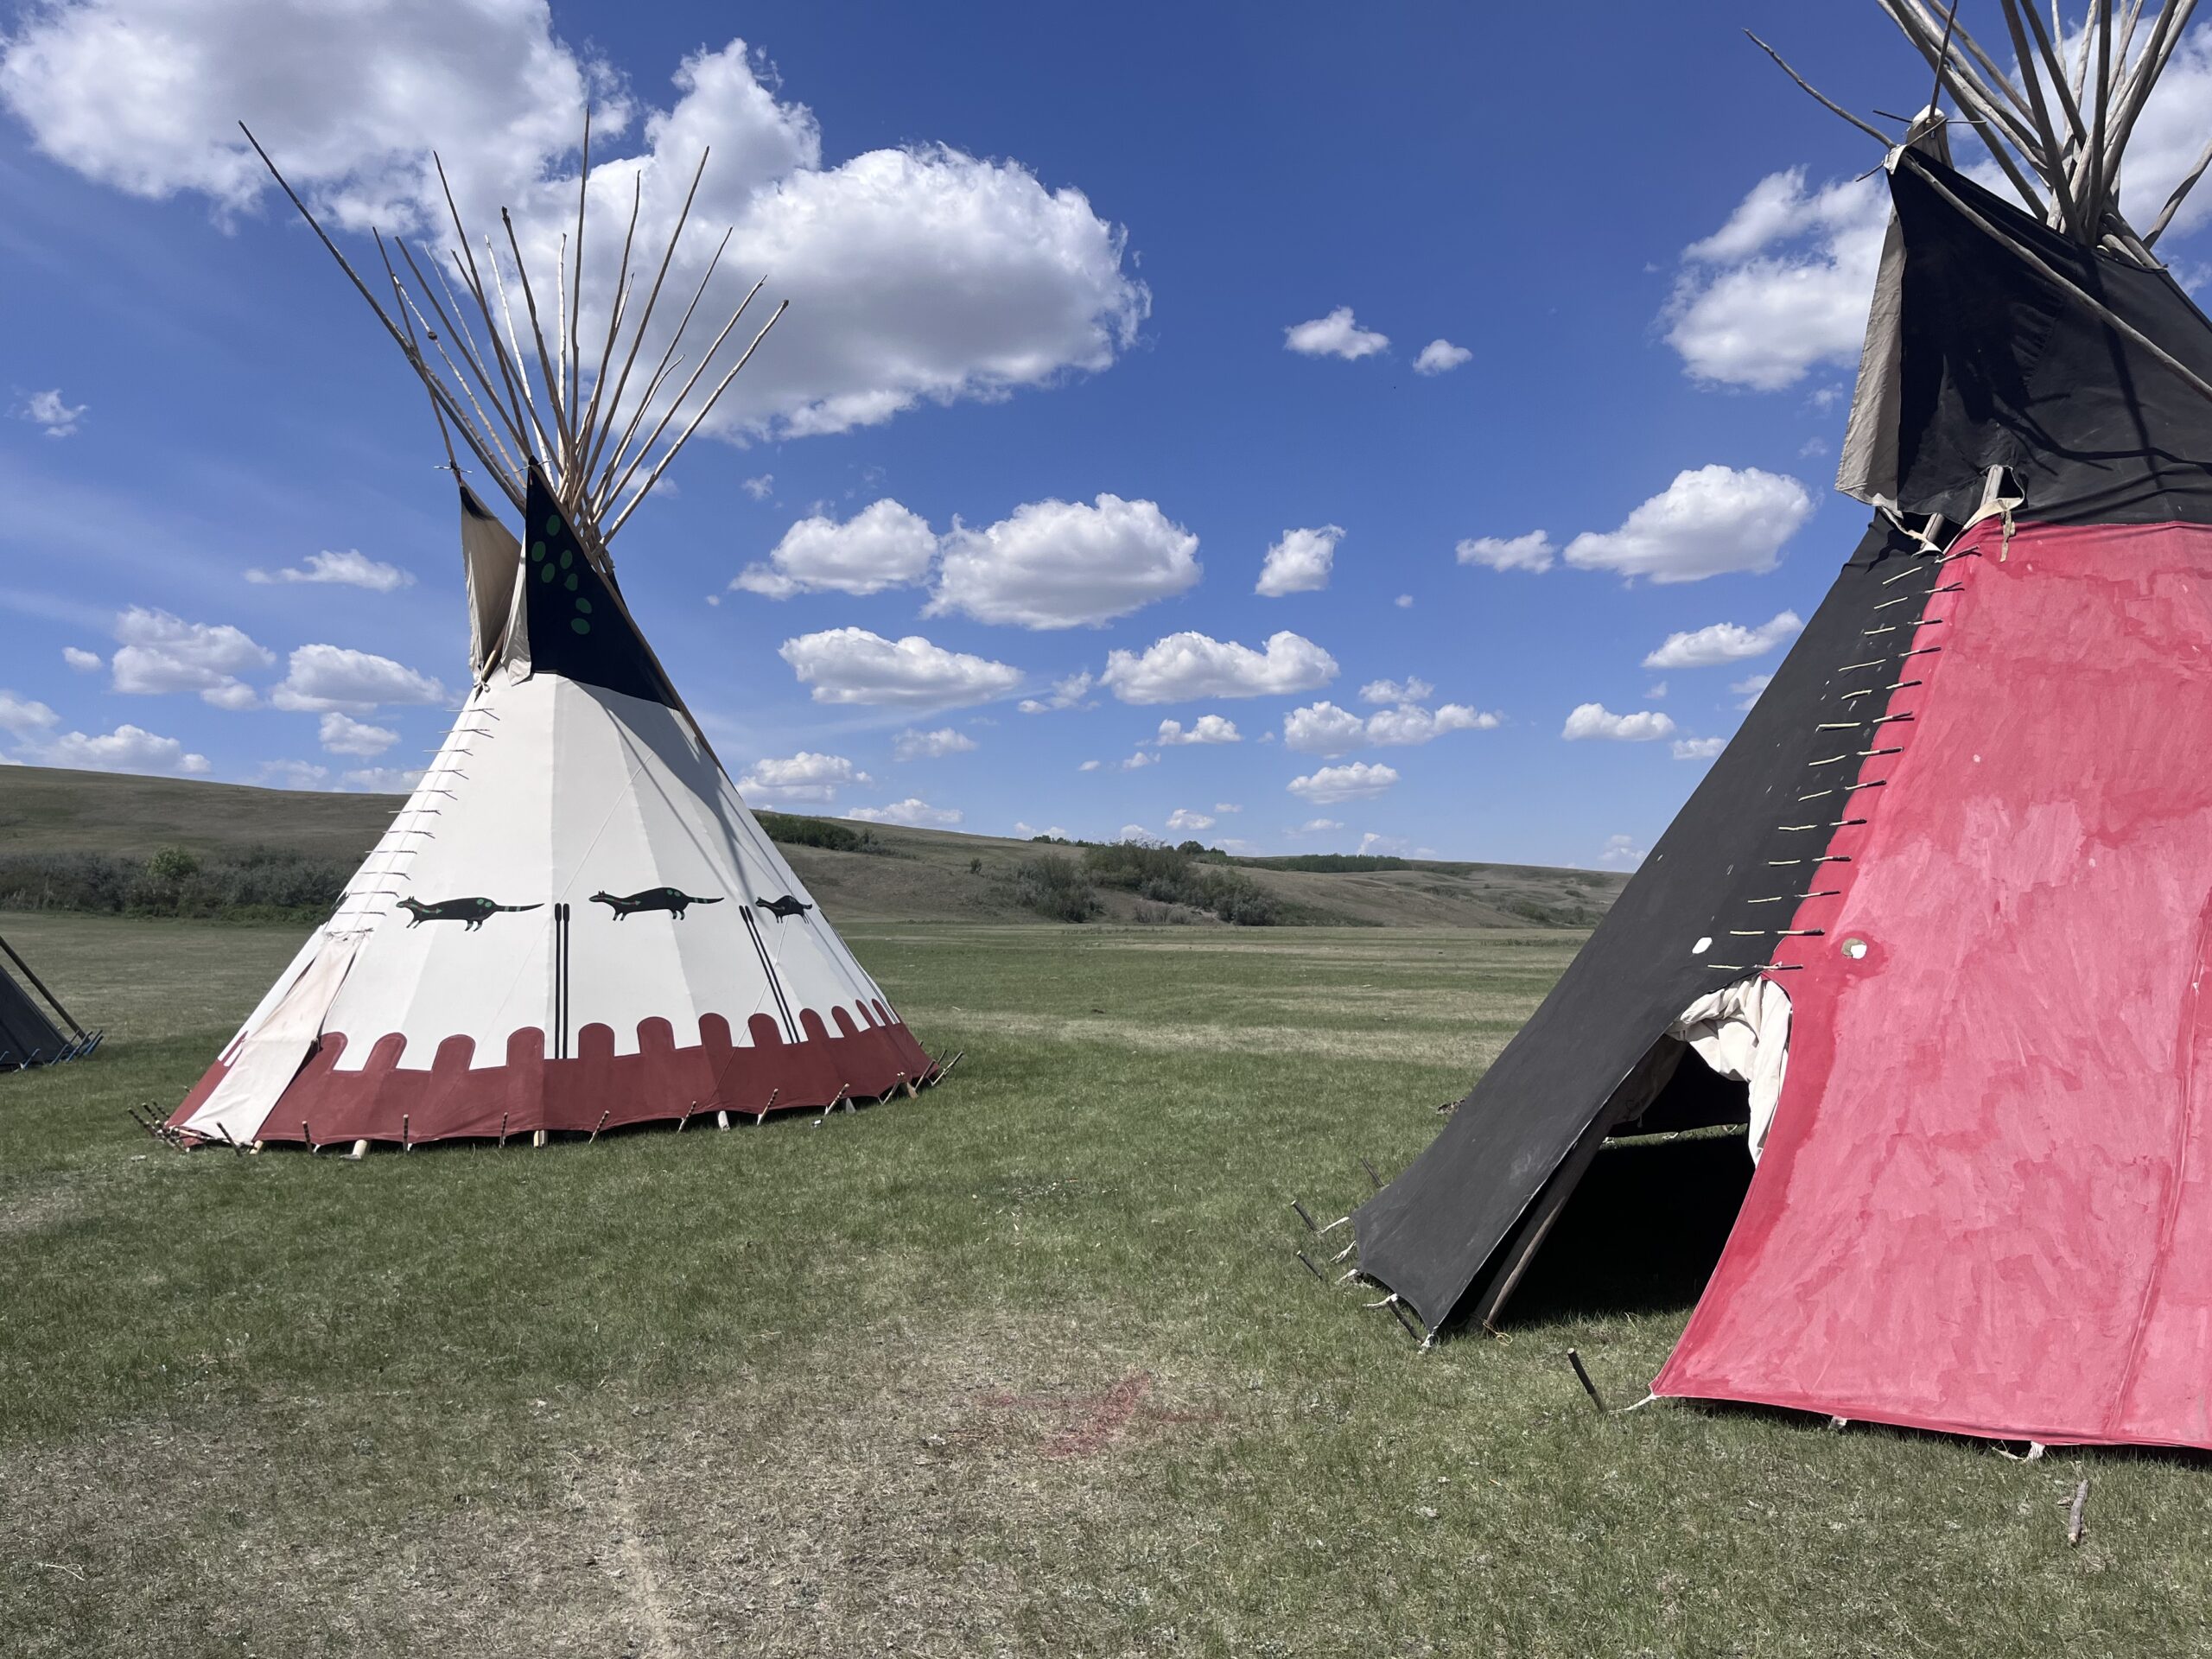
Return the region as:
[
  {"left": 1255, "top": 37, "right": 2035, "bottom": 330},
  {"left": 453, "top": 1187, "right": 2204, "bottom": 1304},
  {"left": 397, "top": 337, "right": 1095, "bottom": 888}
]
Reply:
[{"left": 172, "top": 123, "right": 938, "bottom": 1148}]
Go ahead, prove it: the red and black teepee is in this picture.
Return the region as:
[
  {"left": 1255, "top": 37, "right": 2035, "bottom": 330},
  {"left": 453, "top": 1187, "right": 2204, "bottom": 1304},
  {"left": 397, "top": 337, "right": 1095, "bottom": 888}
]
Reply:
[{"left": 1348, "top": 3, "right": 2212, "bottom": 1451}]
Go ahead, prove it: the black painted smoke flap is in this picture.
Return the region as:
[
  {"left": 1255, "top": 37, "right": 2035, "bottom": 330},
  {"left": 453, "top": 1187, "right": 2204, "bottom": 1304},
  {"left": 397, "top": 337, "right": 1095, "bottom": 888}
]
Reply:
[{"left": 520, "top": 467, "right": 678, "bottom": 709}]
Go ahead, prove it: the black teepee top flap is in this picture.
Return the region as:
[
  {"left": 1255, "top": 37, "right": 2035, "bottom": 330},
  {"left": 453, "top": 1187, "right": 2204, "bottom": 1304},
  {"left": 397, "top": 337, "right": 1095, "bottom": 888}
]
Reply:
[
  {"left": 520, "top": 468, "right": 677, "bottom": 709},
  {"left": 1883, "top": 155, "right": 2212, "bottom": 529}
]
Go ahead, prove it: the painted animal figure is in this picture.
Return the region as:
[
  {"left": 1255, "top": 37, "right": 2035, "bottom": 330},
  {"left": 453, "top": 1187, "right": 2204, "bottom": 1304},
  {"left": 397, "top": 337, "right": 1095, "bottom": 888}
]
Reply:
[
  {"left": 591, "top": 887, "right": 724, "bottom": 920},
  {"left": 755, "top": 894, "right": 814, "bottom": 922},
  {"left": 396, "top": 896, "right": 543, "bottom": 931}
]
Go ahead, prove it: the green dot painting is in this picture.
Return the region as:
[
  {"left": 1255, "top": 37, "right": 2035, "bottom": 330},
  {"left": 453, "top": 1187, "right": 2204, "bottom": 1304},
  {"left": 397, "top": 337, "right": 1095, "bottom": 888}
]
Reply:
[
  {"left": 575, "top": 597, "right": 593, "bottom": 615},
  {"left": 571, "top": 618, "right": 591, "bottom": 634},
  {"left": 539, "top": 563, "right": 555, "bottom": 583},
  {"left": 545, "top": 514, "right": 562, "bottom": 536},
  {"left": 559, "top": 549, "right": 573, "bottom": 569},
  {"left": 564, "top": 573, "right": 579, "bottom": 592},
  {"left": 531, "top": 541, "right": 546, "bottom": 562}
]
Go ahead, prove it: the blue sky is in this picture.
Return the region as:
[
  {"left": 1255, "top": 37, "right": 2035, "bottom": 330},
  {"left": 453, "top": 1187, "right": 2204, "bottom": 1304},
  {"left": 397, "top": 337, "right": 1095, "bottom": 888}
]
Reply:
[{"left": 6, "top": 3, "right": 2212, "bottom": 868}]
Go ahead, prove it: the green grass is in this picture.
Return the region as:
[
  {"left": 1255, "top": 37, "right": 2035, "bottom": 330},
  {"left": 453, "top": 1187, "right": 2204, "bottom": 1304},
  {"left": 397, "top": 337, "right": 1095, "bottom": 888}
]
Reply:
[{"left": 5, "top": 912, "right": 2210, "bottom": 1656}]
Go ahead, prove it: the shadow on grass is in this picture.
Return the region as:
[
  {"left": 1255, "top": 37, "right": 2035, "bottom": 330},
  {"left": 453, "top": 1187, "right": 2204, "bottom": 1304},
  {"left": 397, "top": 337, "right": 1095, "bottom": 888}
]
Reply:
[{"left": 1504, "top": 1134, "right": 1754, "bottom": 1325}]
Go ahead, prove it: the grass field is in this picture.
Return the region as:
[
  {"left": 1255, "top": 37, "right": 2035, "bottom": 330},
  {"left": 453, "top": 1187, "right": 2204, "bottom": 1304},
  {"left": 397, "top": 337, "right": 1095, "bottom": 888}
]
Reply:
[{"left": 6, "top": 911, "right": 2211, "bottom": 1656}]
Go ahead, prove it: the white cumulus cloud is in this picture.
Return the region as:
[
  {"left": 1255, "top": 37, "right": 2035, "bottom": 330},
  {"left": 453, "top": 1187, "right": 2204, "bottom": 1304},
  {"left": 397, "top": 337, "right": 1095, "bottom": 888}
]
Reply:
[
  {"left": 1283, "top": 698, "right": 1499, "bottom": 756},
  {"left": 0, "top": 20, "right": 1147, "bottom": 443},
  {"left": 1413, "top": 339, "right": 1471, "bottom": 375},
  {"left": 931, "top": 493, "right": 1198, "bottom": 629},
  {"left": 779, "top": 627, "right": 1021, "bottom": 709},
  {"left": 246, "top": 549, "right": 414, "bottom": 592},
  {"left": 317, "top": 711, "right": 397, "bottom": 756},
  {"left": 739, "top": 750, "right": 870, "bottom": 803},
  {"left": 1358, "top": 677, "right": 1433, "bottom": 704},
  {"left": 1564, "top": 467, "right": 1811, "bottom": 583},
  {"left": 845, "top": 797, "right": 961, "bottom": 827},
  {"left": 1732, "top": 672, "right": 1774, "bottom": 710},
  {"left": 1017, "top": 670, "right": 1095, "bottom": 715},
  {"left": 18, "top": 387, "right": 86, "bottom": 436},
  {"left": 1102, "top": 630, "right": 1337, "bottom": 704},
  {"left": 1287, "top": 760, "right": 1398, "bottom": 804},
  {"left": 1563, "top": 702, "right": 1676, "bottom": 742},
  {"left": 1284, "top": 306, "right": 1389, "bottom": 359},
  {"left": 1665, "top": 168, "right": 1888, "bottom": 391},
  {"left": 1456, "top": 531, "right": 1555, "bottom": 574},
  {"left": 1642, "top": 609, "right": 1803, "bottom": 670},
  {"left": 1255, "top": 524, "right": 1341, "bottom": 597},
  {"left": 109, "top": 607, "right": 273, "bottom": 706},
  {"left": 62, "top": 646, "right": 102, "bottom": 671},
  {"left": 0, "top": 691, "right": 59, "bottom": 733},
  {"left": 893, "top": 727, "right": 977, "bottom": 761},
  {"left": 1165, "top": 807, "right": 1214, "bottom": 833},
  {"left": 41, "top": 722, "right": 210, "bottom": 775},
  {"left": 1599, "top": 833, "right": 1646, "bottom": 869},
  {"left": 1673, "top": 736, "right": 1726, "bottom": 760},
  {"left": 733, "top": 499, "right": 937, "bottom": 598},
  {"left": 1154, "top": 714, "right": 1240, "bottom": 745},
  {"left": 270, "top": 643, "right": 447, "bottom": 713}
]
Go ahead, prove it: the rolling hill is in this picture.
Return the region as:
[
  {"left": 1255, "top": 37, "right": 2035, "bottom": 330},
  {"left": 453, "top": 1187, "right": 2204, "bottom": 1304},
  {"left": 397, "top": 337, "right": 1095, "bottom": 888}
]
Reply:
[{"left": 0, "top": 765, "right": 1624, "bottom": 928}]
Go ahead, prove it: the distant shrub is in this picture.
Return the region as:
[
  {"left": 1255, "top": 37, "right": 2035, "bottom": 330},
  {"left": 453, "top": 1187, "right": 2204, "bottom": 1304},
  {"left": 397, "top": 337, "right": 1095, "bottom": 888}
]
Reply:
[
  {"left": 1080, "top": 842, "right": 1280, "bottom": 926},
  {"left": 145, "top": 845, "right": 201, "bottom": 882},
  {"left": 1012, "top": 855, "right": 1101, "bottom": 922},
  {"left": 0, "top": 847, "right": 350, "bottom": 921},
  {"left": 756, "top": 812, "right": 864, "bottom": 854}
]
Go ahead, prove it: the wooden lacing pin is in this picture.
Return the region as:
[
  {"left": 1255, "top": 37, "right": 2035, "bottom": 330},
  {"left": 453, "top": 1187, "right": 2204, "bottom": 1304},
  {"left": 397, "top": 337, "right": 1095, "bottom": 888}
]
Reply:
[
  {"left": 1870, "top": 711, "right": 1915, "bottom": 726},
  {"left": 1815, "top": 721, "right": 1865, "bottom": 731},
  {"left": 1898, "top": 645, "right": 1943, "bottom": 658},
  {"left": 1870, "top": 594, "right": 1917, "bottom": 610},
  {"left": 587, "top": 1109, "right": 609, "bottom": 1144},
  {"left": 1773, "top": 929, "right": 1826, "bottom": 938},
  {"left": 1857, "top": 746, "right": 1906, "bottom": 760},
  {"left": 1838, "top": 658, "right": 1887, "bottom": 672}
]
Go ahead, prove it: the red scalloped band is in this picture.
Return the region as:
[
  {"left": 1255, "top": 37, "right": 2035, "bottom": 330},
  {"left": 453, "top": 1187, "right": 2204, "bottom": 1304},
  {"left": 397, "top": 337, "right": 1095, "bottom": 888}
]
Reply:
[{"left": 172, "top": 1000, "right": 933, "bottom": 1144}]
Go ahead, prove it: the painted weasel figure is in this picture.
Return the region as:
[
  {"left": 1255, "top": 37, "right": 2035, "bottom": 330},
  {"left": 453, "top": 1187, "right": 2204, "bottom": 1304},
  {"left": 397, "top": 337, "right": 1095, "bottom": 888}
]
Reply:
[
  {"left": 396, "top": 896, "right": 543, "bottom": 931},
  {"left": 590, "top": 887, "right": 724, "bottom": 921},
  {"left": 755, "top": 894, "right": 814, "bottom": 922}
]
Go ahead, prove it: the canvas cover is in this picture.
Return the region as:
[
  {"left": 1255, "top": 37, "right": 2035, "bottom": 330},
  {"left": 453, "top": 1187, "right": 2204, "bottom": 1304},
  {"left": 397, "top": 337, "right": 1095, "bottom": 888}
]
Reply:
[
  {"left": 0, "top": 959, "right": 68, "bottom": 1067},
  {"left": 174, "top": 471, "right": 931, "bottom": 1144},
  {"left": 1354, "top": 151, "right": 2212, "bottom": 1447}
]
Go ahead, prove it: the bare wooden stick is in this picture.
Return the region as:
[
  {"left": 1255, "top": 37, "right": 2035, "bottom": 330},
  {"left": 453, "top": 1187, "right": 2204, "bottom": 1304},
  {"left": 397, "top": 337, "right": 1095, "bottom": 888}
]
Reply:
[
  {"left": 575, "top": 171, "right": 641, "bottom": 475},
  {"left": 1998, "top": 0, "right": 2086, "bottom": 232},
  {"left": 605, "top": 300, "right": 786, "bottom": 539},
  {"left": 594, "top": 260, "right": 755, "bottom": 516},
  {"left": 434, "top": 154, "right": 537, "bottom": 456},
  {"left": 1878, "top": 6, "right": 2052, "bottom": 211},
  {"left": 588, "top": 1109, "right": 610, "bottom": 1144},
  {"left": 483, "top": 232, "right": 555, "bottom": 461},
  {"left": 2067, "top": 1477, "right": 2089, "bottom": 1544},
  {"left": 1745, "top": 31, "right": 1896, "bottom": 145},
  {"left": 2101, "top": 0, "right": 2197, "bottom": 184},
  {"left": 390, "top": 235, "right": 525, "bottom": 477},
  {"left": 553, "top": 230, "right": 571, "bottom": 474},
  {"left": 2145, "top": 128, "right": 2212, "bottom": 243},
  {"left": 569, "top": 107, "right": 591, "bottom": 451},
  {"left": 501, "top": 207, "right": 576, "bottom": 467},
  {"left": 237, "top": 123, "right": 524, "bottom": 512},
  {"left": 373, "top": 232, "right": 467, "bottom": 486},
  {"left": 578, "top": 150, "right": 714, "bottom": 490}
]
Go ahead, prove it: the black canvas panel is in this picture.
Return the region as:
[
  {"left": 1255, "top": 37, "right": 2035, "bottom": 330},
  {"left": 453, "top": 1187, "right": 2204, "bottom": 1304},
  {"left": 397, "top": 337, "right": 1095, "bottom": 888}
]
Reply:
[
  {"left": 1887, "top": 155, "right": 2212, "bottom": 528},
  {"left": 521, "top": 468, "right": 678, "bottom": 709},
  {"left": 1353, "top": 521, "right": 1947, "bottom": 1330},
  {"left": 0, "top": 964, "right": 67, "bottom": 1065}
]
